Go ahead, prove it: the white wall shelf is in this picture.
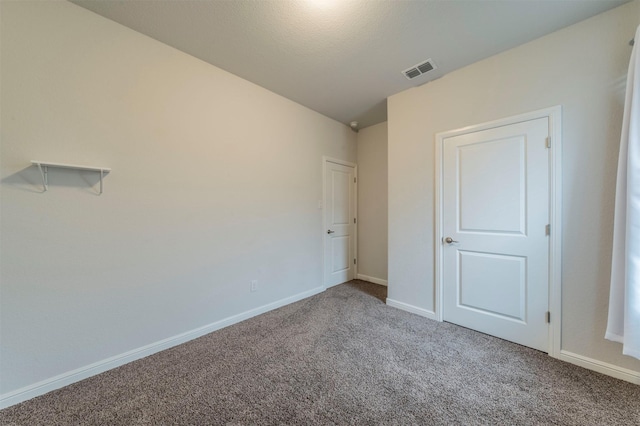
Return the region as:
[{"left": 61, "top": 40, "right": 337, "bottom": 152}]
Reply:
[{"left": 31, "top": 161, "right": 111, "bottom": 194}]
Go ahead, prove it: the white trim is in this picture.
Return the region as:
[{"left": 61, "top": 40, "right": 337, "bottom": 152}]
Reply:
[
  {"left": 322, "top": 156, "right": 358, "bottom": 289},
  {"left": 322, "top": 156, "right": 357, "bottom": 169},
  {"left": 548, "top": 107, "right": 563, "bottom": 359},
  {"left": 434, "top": 123, "right": 444, "bottom": 322},
  {"left": 353, "top": 164, "right": 358, "bottom": 280},
  {"left": 434, "top": 106, "right": 563, "bottom": 357},
  {"left": 0, "top": 286, "right": 325, "bottom": 409},
  {"left": 386, "top": 298, "right": 438, "bottom": 321},
  {"left": 559, "top": 350, "right": 640, "bottom": 385},
  {"left": 356, "top": 274, "right": 388, "bottom": 286}
]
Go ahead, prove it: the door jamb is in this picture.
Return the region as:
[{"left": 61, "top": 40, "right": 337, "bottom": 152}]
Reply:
[
  {"left": 322, "top": 156, "right": 358, "bottom": 289},
  {"left": 434, "top": 106, "right": 562, "bottom": 358}
]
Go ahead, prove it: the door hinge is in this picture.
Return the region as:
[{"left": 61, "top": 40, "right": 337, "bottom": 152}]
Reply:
[
  {"left": 354, "top": 258, "right": 357, "bottom": 264},
  {"left": 354, "top": 177, "right": 357, "bottom": 183},
  {"left": 545, "top": 137, "right": 551, "bottom": 148},
  {"left": 354, "top": 218, "right": 356, "bottom": 224},
  {"left": 546, "top": 311, "right": 551, "bottom": 323},
  {"left": 545, "top": 224, "right": 550, "bottom": 236}
]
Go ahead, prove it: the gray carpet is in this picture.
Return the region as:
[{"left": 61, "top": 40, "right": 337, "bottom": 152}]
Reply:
[{"left": 1, "top": 280, "right": 639, "bottom": 425}]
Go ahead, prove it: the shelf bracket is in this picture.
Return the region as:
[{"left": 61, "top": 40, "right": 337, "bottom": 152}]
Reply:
[{"left": 36, "top": 163, "right": 48, "bottom": 192}]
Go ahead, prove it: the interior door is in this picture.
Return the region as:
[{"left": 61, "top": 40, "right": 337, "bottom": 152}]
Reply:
[
  {"left": 442, "top": 117, "right": 550, "bottom": 352},
  {"left": 324, "top": 160, "right": 356, "bottom": 288}
]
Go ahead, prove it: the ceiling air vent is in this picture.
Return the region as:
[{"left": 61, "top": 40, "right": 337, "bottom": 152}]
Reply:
[{"left": 402, "top": 58, "right": 437, "bottom": 80}]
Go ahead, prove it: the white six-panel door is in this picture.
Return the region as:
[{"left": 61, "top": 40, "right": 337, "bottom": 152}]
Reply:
[
  {"left": 324, "top": 159, "right": 356, "bottom": 288},
  {"left": 442, "top": 117, "right": 550, "bottom": 352}
]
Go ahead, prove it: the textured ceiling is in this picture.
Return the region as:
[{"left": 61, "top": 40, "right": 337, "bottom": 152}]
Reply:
[{"left": 70, "top": 0, "right": 629, "bottom": 128}]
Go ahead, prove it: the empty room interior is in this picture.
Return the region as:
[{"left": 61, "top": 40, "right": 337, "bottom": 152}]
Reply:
[{"left": 2, "top": 0, "right": 640, "bottom": 423}]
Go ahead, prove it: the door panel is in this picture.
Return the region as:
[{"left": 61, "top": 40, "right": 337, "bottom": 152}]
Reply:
[
  {"left": 459, "top": 136, "right": 525, "bottom": 234},
  {"left": 331, "top": 236, "right": 350, "bottom": 273},
  {"left": 332, "top": 170, "right": 351, "bottom": 225},
  {"left": 443, "top": 117, "right": 549, "bottom": 352},
  {"left": 458, "top": 251, "right": 526, "bottom": 321},
  {"left": 324, "top": 161, "right": 355, "bottom": 287}
]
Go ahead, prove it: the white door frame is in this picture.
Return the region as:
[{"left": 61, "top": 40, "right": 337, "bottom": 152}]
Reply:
[
  {"left": 434, "top": 106, "right": 562, "bottom": 358},
  {"left": 322, "top": 156, "right": 358, "bottom": 289}
]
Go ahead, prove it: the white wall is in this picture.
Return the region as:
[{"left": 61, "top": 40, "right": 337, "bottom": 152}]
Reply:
[
  {"left": 356, "top": 122, "right": 388, "bottom": 284},
  {"left": 0, "top": 1, "right": 356, "bottom": 399},
  {"left": 388, "top": 1, "right": 640, "bottom": 374}
]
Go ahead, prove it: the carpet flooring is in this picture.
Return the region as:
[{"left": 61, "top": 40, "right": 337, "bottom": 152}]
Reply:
[{"left": 1, "top": 280, "right": 639, "bottom": 425}]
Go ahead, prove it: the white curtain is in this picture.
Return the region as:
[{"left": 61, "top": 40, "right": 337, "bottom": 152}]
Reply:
[{"left": 606, "top": 25, "right": 640, "bottom": 360}]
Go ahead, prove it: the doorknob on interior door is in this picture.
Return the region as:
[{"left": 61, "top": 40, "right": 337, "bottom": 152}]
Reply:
[
  {"left": 327, "top": 230, "right": 335, "bottom": 234},
  {"left": 443, "top": 237, "right": 459, "bottom": 244}
]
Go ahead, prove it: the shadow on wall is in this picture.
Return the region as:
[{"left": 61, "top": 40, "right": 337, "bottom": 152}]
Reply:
[{"left": 2, "top": 166, "right": 105, "bottom": 195}]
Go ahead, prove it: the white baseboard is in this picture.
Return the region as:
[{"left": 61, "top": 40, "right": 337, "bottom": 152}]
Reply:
[
  {"left": 0, "top": 286, "right": 325, "bottom": 409},
  {"left": 386, "top": 298, "right": 437, "bottom": 321},
  {"left": 356, "top": 274, "right": 388, "bottom": 286},
  {"left": 558, "top": 350, "right": 640, "bottom": 385}
]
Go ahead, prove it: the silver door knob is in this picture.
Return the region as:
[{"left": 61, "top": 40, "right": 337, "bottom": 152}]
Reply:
[
  {"left": 443, "top": 237, "right": 458, "bottom": 244},
  {"left": 327, "top": 230, "right": 335, "bottom": 234}
]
